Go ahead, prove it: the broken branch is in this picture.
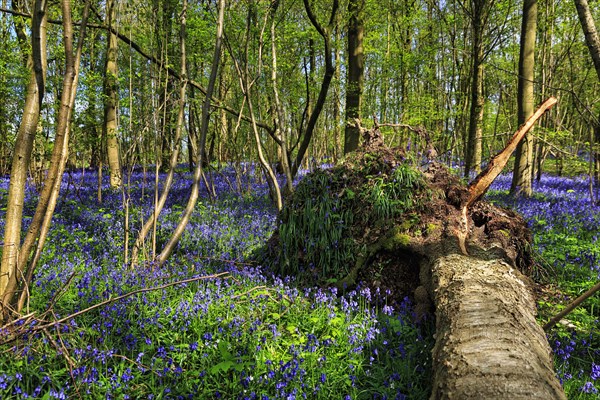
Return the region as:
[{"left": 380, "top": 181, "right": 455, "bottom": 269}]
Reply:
[
  {"left": 456, "top": 97, "right": 557, "bottom": 255},
  {"left": 465, "top": 96, "right": 558, "bottom": 208}
]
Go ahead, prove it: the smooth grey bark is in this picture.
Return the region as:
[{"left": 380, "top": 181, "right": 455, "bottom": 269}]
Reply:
[
  {"left": 574, "top": 0, "right": 600, "bottom": 183},
  {"left": 574, "top": 0, "right": 600, "bottom": 77}
]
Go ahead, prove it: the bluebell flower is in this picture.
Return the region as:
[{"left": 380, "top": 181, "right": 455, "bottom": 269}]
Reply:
[
  {"left": 591, "top": 363, "right": 600, "bottom": 380},
  {"left": 581, "top": 382, "right": 598, "bottom": 394}
]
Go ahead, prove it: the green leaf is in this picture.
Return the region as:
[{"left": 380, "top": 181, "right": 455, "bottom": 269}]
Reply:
[
  {"left": 218, "top": 340, "right": 232, "bottom": 359},
  {"left": 210, "top": 360, "right": 234, "bottom": 374}
]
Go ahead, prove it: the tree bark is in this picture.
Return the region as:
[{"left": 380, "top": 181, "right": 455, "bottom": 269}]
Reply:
[
  {"left": 574, "top": 0, "right": 600, "bottom": 79},
  {"left": 429, "top": 252, "right": 566, "bottom": 399},
  {"left": 15, "top": 0, "right": 89, "bottom": 313},
  {"left": 465, "top": 27, "right": 484, "bottom": 176},
  {"left": 103, "top": 0, "right": 121, "bottom": 188},
  {"left": 291, "top": 0, "right": 338, "bottom": 176},
  {"left": 511, "top": 0, "right": 538, "bottom": 197},
  {"left": 464, "top": 0, "right": 489, "bottom": 177},
  {"left": 270, "top": 3, "right": 294, "bottom": 195},
  {"left": 343, "top": 0, "right": 364, "bottom": 154},
  {"left": 0, "top": 0, "right": 47, "bottom": 317}
]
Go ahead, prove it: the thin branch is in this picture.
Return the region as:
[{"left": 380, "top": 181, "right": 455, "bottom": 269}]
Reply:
[
  {"left": 543, "top": 280, "right": 600, "bottom": 331},
  {"left": 454, "top": 97, "right": 558, "bottom": 256},
  {"left": 466, "top": 97, "right": 558, "bottom": 208}
]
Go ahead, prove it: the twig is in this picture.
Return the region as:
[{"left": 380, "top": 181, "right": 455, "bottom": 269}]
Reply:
[
  {"left": 43, "top": 326, "right": 76, "bottom": 378},
  {"left": 51, "top": 315, "right": 84, "bottom": 400},
  {"left": 0, "top": 312, "right": 36, "bottom": 331},
  {"left": 44, "top": 271, "right": 78, "bottom": 315},
  {"left": 232, "top": 285, "right": 268, "bottom": 300},
  {"left": 232, "top": 285, "right": 290, "bottom": 302},
  {"left": 111, "top": 353, "right": 159, "bottom": 377},
  {"left": 192, "top": 255, "right": 258, "bottom": 267}
]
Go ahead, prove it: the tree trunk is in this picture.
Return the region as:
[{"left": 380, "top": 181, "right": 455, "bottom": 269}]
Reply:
[
  {"left": 270, "top": 4, "right": 294, "bottom": 195},
  {"left": 15, "top": 0, "right": 89, "bottom": 313},
  {"left": 103, "top": 0, "right": 121, "bottom": 188},
  {"left": 511, "top": 0, "right": 537, "bottom": 197},
  {"left": 343, "top": 0, "right": 364, "bottom": 154},
  {"left": 0, "top": 0, "right": 47, "bottom": 315},
  {"left": 291, "top": 0, "right": 338, "bottom": 177},
  {"left": 574, "top": 0, "right": 600, "bottom": 78},
  {"left": 429, "top": 251, "right": 566, "bottom": 399},
  {"left": 465, "top": 33, "right": 484, "bottom": 176},
  {"left": 464, "top": 0, "right": 491, "bottom": 177}
]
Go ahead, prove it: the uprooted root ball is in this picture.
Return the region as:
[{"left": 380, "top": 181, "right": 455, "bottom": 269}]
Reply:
[{"left": 260, "top": 148, "right": 533, "bottom": 312}]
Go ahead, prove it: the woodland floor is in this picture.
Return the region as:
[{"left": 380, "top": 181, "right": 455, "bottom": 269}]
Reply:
[{"left": 0, "top": 163, "right": 598, "bottom": 398}]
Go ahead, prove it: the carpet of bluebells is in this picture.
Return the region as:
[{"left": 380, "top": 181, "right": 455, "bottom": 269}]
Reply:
[
  {"left": 0, "top": 166, "right": 599, "bottom": 399},
  {"left": 0, "top": 166, "right": 432, "bottom": 399}
]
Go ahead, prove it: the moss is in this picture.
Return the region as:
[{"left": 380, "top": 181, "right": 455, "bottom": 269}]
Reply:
[
  {"left": 394, "top": 233, "right": 412, "bottom": 247},
  {"left": 383, "top": 230, "right": 412, "bottom": 250},
  {"left": 426, "top": 223, "right": 439, "bottom": 235},
  {"left": 399, "top": 220, "right": 415, "bottom": 231}
]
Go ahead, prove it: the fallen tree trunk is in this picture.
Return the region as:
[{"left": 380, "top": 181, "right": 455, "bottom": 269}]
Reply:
[{"left": 428, "top": 251, "right": 566, "bottom": 399}]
